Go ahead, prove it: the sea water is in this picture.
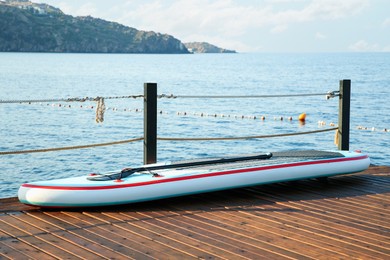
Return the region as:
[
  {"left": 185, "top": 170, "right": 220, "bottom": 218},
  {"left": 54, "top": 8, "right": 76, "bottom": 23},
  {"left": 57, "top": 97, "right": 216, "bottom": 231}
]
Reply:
[{"left": 0, "top": 52, "right": 389, "bottom": 198}]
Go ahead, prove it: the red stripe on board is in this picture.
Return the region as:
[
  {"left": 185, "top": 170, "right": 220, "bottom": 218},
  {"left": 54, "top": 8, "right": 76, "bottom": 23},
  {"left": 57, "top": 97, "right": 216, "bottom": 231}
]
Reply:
[{"left": 21, "top": 155, "right": 368, "bottom": 191}]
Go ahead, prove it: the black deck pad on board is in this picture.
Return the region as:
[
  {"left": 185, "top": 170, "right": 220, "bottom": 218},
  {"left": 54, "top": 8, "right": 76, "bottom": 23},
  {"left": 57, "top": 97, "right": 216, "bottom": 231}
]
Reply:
[
  {"left": 88, "top": 150, "right": 344, "bottom": 181},
  {"left": 271, "top": 150, "right": 344, "bottom": 158}
]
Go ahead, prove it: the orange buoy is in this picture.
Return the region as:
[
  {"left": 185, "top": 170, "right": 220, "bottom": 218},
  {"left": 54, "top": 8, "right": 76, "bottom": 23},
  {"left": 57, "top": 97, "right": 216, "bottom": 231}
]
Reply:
[{"left": 298, "top": 113, "right": 306, "bottom": 122}]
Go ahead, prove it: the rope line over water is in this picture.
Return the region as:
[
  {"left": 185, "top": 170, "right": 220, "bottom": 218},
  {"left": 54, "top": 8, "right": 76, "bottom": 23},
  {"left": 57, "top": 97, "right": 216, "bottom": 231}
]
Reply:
[
  {"left": 0, "top": 90, "right": 338, "bottom": 104},
  {"left": 0, "top": 89, "right": 343, "bottom": 156},
  {"left": 0, "top": 128, "right": 337, "bottom": 155},
  {"left": 158, "top": 92, "right": 336, "bottom": 99},
  {"left": 0, "top": 95, "right": 144, "bottom": 104},
  {"left": 0, "top": 137, "right": 144, "bottom": 155},
  {"left": 157, "top": 127, "right": 338, "bottom": 141},
  {"left": 26, "top": 102, "right": 388, "bottom": 132}
]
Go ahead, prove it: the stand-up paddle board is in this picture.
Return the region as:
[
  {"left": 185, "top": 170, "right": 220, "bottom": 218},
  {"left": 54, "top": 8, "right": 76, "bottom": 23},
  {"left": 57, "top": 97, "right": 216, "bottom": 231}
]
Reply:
[{"left": 18, "top": 150, "right": 370, "bottom": 207}]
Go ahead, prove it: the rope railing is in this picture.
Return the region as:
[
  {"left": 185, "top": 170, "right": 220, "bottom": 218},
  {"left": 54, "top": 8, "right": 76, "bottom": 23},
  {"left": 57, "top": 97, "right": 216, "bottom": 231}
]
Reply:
[
  {"left": 1, "top": 90, "right": 339, "bottom": 124},
  {"left": 0, "top": 90, "right": 339, "bottom": 104},
  {"left": 158, "top": 91, "right": 339, "bottom": 99},
  {"left": 0, "top": 94, "right": 144, "bottom": 123},
  {"left": 0, "top": 128, "right": 337, "bottom": 155},
  {"left": 0, "top": 82, "right": 349, "bottom": 161},
  {"left": 157, "top": 128, "right": 338, "bottom": 141},
  {"left": 0, "top": 137, "right": 144, "bottom": 155},
  {"left": 0, "top": 95, "right": 144, "bottom": 104}
]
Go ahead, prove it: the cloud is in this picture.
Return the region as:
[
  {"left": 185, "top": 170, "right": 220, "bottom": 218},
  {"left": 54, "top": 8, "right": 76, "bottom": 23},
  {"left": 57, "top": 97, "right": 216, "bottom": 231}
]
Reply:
[
  {"left": 383, "top": 17, "right": 390, "bottom": 27},
  {"left": 348, "top": 40, "right": 380, "bottom": 52},
  {"left": 50, "top": 2, "right": 73, "bottom": 14},
  {"left": 301, "top": 0, "right": 369, "bottom": 20},
  {"left": 106, "top": 0, "right": 370, "bottom": 51},
  {"left": 383, "top": 45, "right": 390, "bottom": 52},
  {"left": 270, "top": 24, "right": 288, "bottom": 34},
  {"left": 75, "top": 2, "right": 98, "bottom": 16},
  {"left": 315, "top": 32, "right": 326, "bottom": 39},
  {"left": 259, "top": 0, "right": 369, "bottom": 25},
  {"left": 49, "top": 1, "right": 97, "bottom": 17},
  {"left": 31, "top": 0, "right": 374, "bottom": 52}
]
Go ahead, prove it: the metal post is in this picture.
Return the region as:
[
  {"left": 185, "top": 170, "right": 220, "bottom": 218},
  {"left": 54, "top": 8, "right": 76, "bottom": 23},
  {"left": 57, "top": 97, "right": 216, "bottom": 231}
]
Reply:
[
  {"left": 338, "top": 79, "right": 351, "bottom": 151},
  {"left": 144, "top": 83, "right": 157, "bottom": 164}
]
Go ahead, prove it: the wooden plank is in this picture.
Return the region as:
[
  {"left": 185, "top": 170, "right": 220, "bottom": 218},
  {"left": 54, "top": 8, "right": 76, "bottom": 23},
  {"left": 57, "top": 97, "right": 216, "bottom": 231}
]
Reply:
[
  {"left": 140, "top": 206, "right": 312, "bottom": 260},
  {"left": 134, "top": 208, "right": 284, "bottom": 260},
  {"left": 117, "top": 210, "right": 258, "bottom": 259},
  {"left": 346, "top": 193, "right": 390, "bottom": 206},
  {"left": 21, "top": 211, "right": 132, "bottom": 260},
  {"left": 372, "top": 193, "right": 390, "bottom": 202},
  {"left": 0, "top": 241, "right": 31, "bottom": 260},
  {"left": 289, "top": 197, "right": 390, "bottom": 231},
  {"left": 4, "top": 212, "right": 112, "bottom": 259},
  {"left": 250, "top": 187, "right": 390, "bottom": 244},
  {"left": 239, "top": 190, "right": 390, "bottom": 258},
  {"left": 167, "top": 195, "right": 374, "bottom": 258},
  {"left": 11, "top": 212, "right": 115, "bottom": 259},
  {"left": 256, "top": 183, "right": 390, "bottom": 230},
  {"left": 300, "top": 176, "right": 390, "bottom": 200},
  {"left": 60, "top": 211, "right": 160, "bottom": 259},
  {"left": 94, "top": 211, "right": 220, "bottom": 259},
  {"left": 266, "top": 211, "right": 390, "bottom": 258},
  {"left": 0, "top": 214, "right": 81, "bottom": 259},
  {"left": 179, "top": 210, "right": 340, "bottom": 260},
  {"left": 103, "top": 211, "right": 244, "bottom": 260},
  {"left": 82, "top": 211, "right": 193, "bottom": 259},
  {"left": 196, "top": 204, "right": 362, "bottom": 259},
  {"left": 327, "top": 178, "right": 390, "bottom": 195},
  {"left": 181, "top": 192, "right": 355, "bottom": 256},
  {"left": 0, "top": 230, "right": 43, "bottom": 260},
  {"left": 295, "top": 185, "right": 390, "bottom": 213},
  {"left": 209, "top": 191, "right": 387, "bottom": 259},
  {"left": 0, "top": 197, "right": 37, "bottom": 213},
  {"left": 43, "top": 211, "right": 152, "bottom": 259}
]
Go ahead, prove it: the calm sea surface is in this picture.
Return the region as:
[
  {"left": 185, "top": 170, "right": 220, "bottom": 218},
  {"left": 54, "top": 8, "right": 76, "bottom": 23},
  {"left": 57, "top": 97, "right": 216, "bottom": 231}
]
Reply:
[{"left": 0, "top": 52, "right": 389, "bottom": 198}]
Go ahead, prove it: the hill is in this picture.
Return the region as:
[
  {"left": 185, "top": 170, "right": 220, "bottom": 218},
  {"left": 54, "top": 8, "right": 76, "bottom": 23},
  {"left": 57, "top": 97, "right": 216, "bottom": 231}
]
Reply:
[
  {"left": 0, "top": 0, "right": 189, "bottom": 53},
  {"left": 184, "top": 42, "right": 236, "bottom": 53}
]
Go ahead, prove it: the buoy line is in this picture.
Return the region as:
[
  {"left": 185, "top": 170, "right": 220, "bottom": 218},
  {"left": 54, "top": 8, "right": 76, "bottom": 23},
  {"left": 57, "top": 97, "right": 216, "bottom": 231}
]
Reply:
[
  {"left": 356, "top": 126, "right": 389, "bottom": 132},
  {"left": 15, "top": 102, "right": 388, "bottom": 132}
]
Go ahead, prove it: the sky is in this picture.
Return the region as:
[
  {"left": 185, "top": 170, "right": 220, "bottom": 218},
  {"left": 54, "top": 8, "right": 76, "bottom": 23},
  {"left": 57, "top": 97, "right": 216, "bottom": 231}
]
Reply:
[{"left": 32, "top": 0, "right": 390, "bottom": 53}]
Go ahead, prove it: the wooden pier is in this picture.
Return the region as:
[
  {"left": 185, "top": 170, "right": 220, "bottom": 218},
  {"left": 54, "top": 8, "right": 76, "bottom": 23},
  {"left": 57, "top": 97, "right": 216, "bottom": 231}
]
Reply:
[{"left": 1, "top": 166, "right": 389, "bottom": 259}]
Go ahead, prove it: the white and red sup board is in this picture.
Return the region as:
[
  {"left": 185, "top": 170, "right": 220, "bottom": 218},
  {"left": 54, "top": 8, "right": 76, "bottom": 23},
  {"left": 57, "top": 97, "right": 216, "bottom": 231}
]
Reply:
[{"left": 18, "top": 150, "right": 370, "bottom": 207}]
